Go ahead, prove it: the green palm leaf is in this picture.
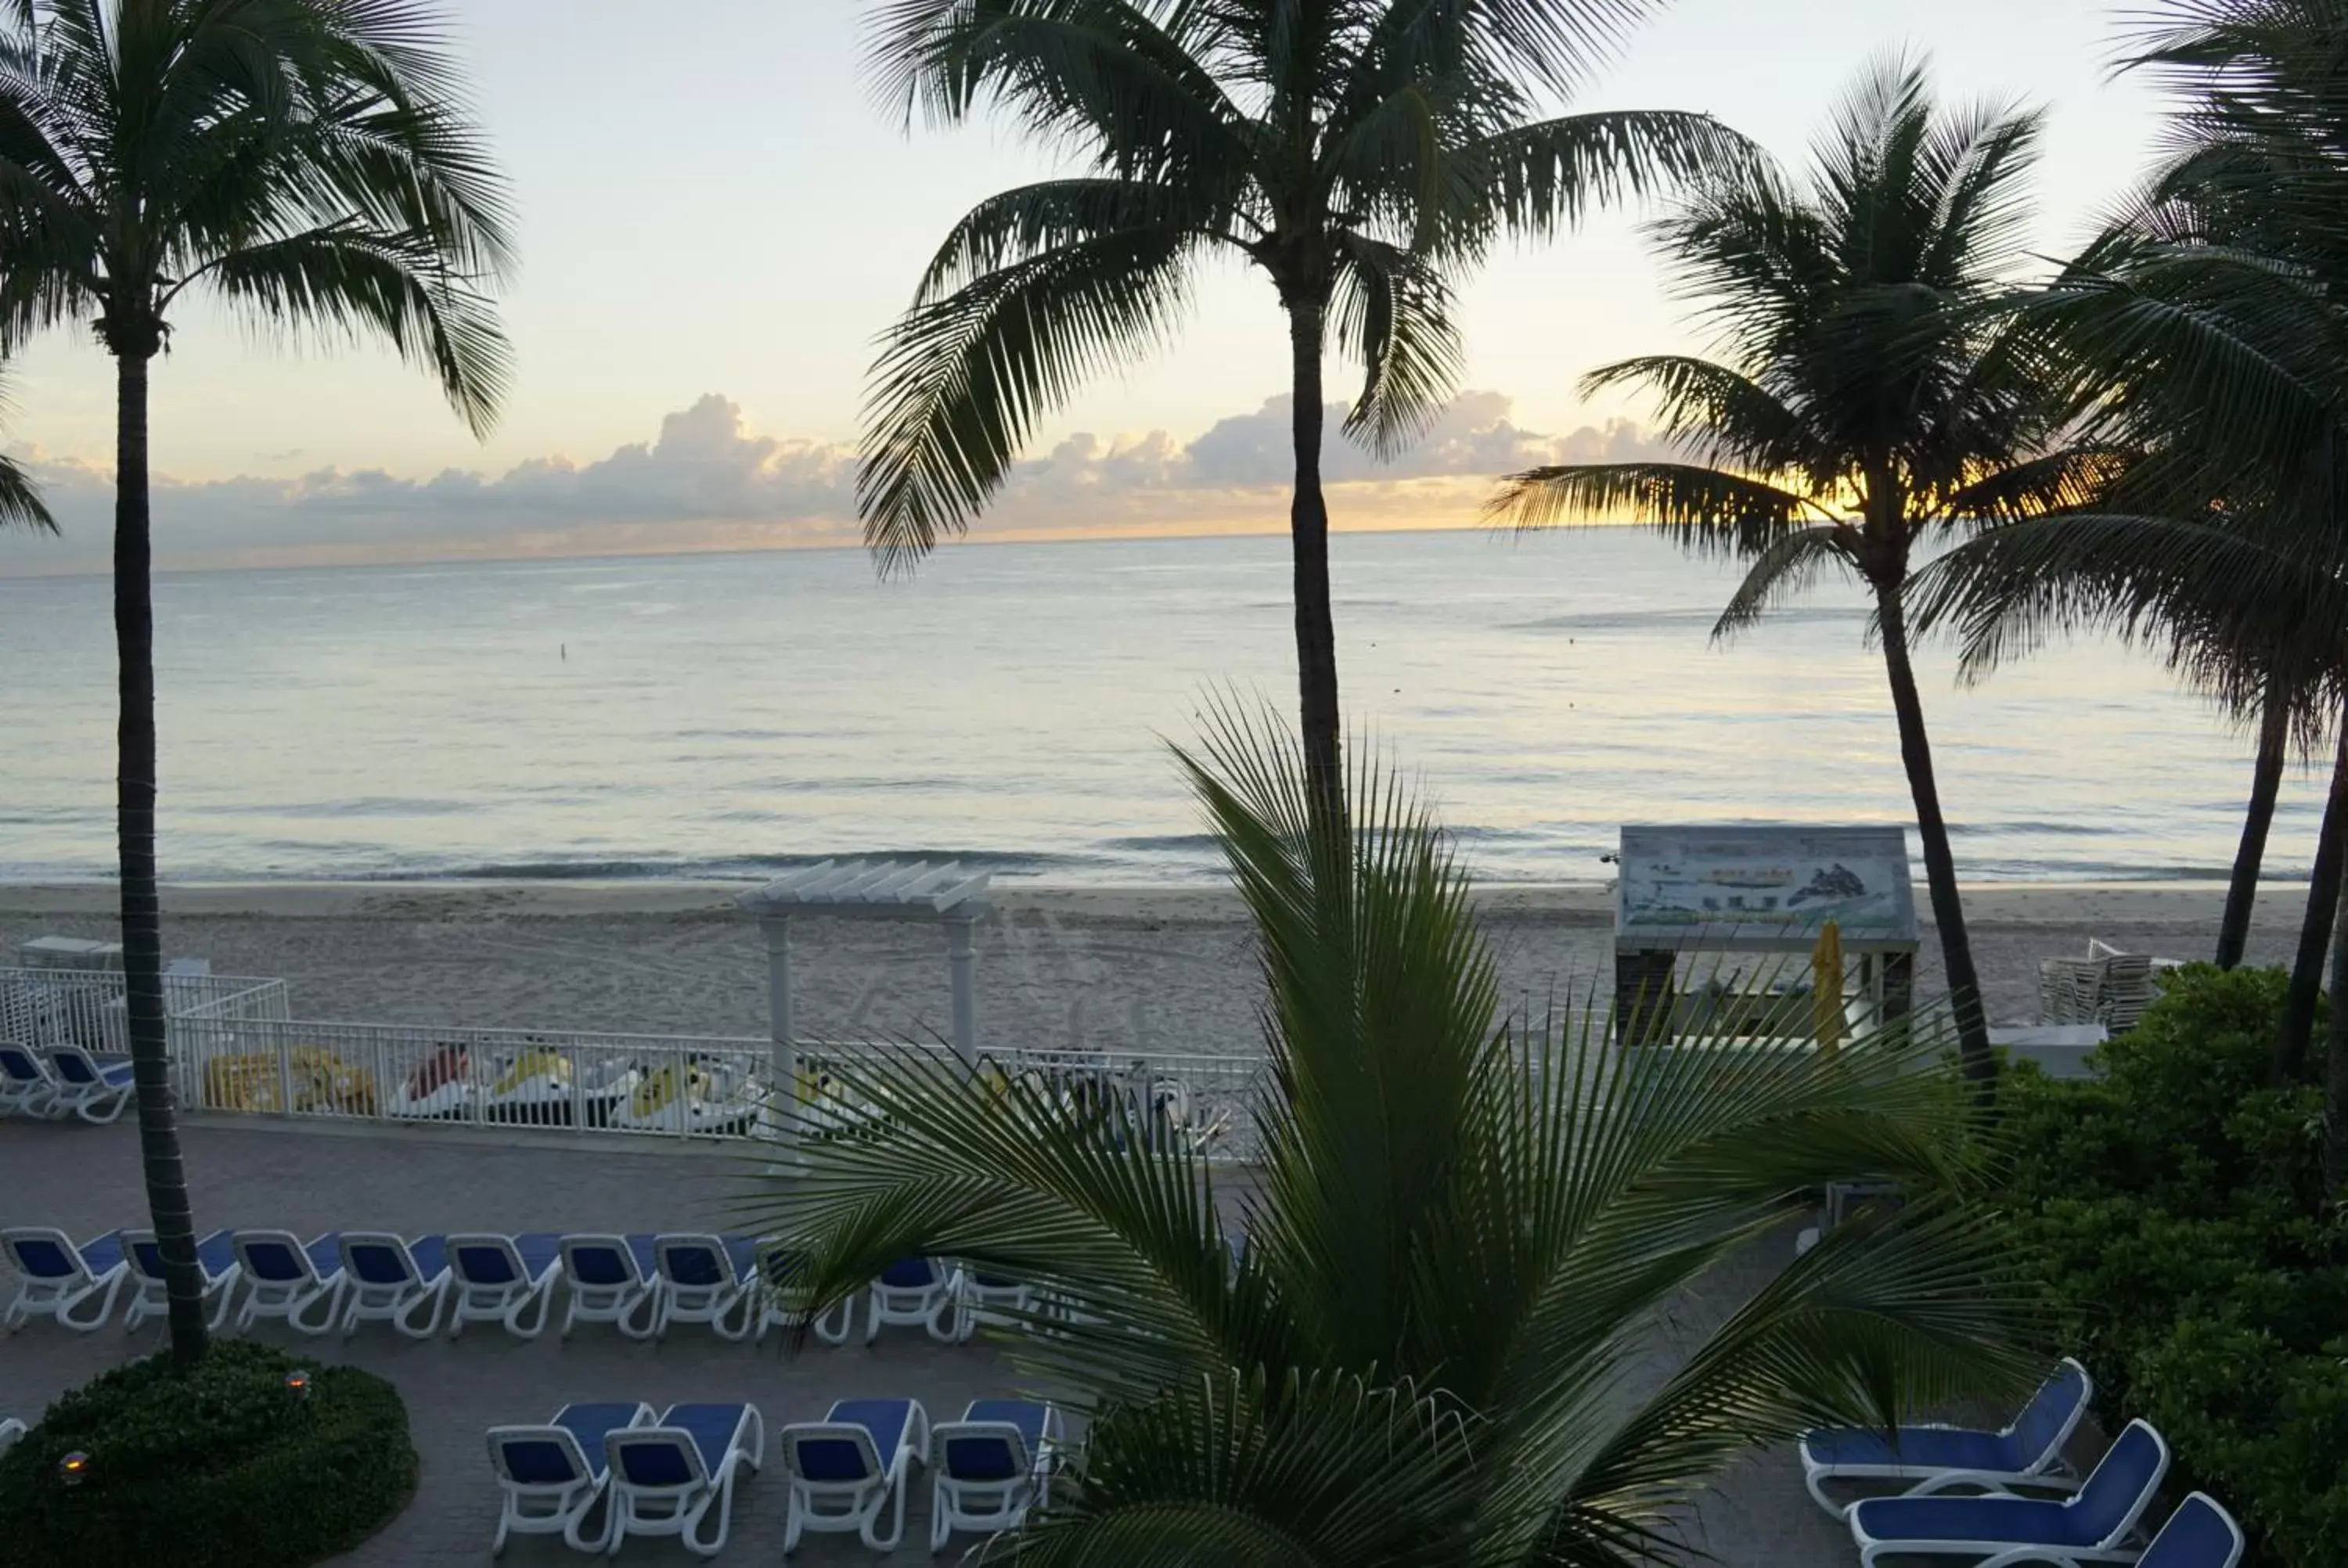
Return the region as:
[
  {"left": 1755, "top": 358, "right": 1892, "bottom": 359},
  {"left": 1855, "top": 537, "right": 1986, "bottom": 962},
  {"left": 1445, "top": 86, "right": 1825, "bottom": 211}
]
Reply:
[{"left": 745, "top": 705, "right": 2044, "bottom": 1562}]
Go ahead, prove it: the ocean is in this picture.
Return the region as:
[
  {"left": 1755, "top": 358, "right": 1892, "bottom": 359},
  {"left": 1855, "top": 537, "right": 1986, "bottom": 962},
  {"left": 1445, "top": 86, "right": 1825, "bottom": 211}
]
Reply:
[{"left": 0, "top": 528, "right": 2324, "bottom": 887}]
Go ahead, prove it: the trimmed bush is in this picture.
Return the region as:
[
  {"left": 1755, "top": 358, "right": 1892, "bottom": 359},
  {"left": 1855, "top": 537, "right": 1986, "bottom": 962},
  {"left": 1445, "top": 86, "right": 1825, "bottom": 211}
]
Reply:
[
  {"left": 2003, "top": 964, "right": 2348, "bottom": 1566},
  {"left": 0, "top": 1338, "right": 416, "bottom": 1568}
]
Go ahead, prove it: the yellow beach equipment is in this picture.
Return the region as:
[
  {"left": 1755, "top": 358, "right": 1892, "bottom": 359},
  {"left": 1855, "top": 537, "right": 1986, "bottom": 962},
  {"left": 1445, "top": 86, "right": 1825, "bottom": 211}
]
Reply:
[{"left": 1811, "top": 919, "right": 1846, "bottom": 1054}]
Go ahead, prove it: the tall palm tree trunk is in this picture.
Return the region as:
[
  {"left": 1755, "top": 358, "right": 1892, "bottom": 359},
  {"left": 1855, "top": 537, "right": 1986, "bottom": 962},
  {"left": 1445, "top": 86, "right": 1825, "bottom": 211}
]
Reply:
[
  {"left": 1875, "top": 588, "right": 1994, "bottom": 1095},
  {"left": 1285, "top": 300, "right": 1341, "bottom": 811},
  {"left": 2278, "top": 728, "right": 2348, "bottom": 1083},
  {"left": 112, "top": 343, "right": 207, "bottom": 1365},
  {"left": 2217, "top": 693, "right": 2291, "bottom": 969},
  {"left": 2326, "top": 866, "right": 2348, "bottom": 1192}
]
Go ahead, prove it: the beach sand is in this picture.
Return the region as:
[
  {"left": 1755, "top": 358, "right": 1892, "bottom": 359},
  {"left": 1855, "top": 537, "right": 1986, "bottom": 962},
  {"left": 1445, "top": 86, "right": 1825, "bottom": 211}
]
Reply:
[{"left": 0, "top": 879, "right": 2314, "bottom": 1050}]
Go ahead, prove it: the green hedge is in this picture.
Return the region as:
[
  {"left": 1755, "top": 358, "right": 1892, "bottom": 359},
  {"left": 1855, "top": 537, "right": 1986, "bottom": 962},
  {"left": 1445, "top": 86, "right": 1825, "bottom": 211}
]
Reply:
[
  {"left": 0, "top": 1338, "right": 416, "bottom": 1568},
  {"left": 2002, "top": 964, "right": 2348, "bottom": 1566}
]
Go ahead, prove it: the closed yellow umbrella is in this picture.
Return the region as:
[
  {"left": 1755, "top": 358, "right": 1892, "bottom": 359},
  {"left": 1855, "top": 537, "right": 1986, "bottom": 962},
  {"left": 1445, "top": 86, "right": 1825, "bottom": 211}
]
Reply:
[{"left": 1811, "top": 919, "right": 1846, "bottom": 1054}]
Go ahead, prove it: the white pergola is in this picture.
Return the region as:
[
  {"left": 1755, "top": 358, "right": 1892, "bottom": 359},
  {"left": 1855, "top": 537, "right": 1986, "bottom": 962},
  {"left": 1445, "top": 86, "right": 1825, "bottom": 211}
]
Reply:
[{"left": 737, "top": 860, "right": 996, "bottom": 1116}]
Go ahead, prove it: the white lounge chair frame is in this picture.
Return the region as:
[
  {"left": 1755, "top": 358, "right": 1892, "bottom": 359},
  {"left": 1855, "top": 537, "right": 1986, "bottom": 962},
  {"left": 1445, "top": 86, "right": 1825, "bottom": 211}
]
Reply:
[
  {"left": 486, "top": 1401, "right": 655, "bottom": 1556},
  {"left": 950, "top": 1266, "right": 1034, "bottom": 1342},
  {"left": 650, "top": 1233, "right": 754, "bottom": 1341},
  {"left": 336, "top": 1232, "right": 453, "bottom": 1339},
  {"left": 1850, "top": 1419, "right": 2171, "bottom": 1568},
  {"left": 781, "top": 1400, "right": 933, "bottom": 1555},
  {"left": 445, "top": 1232, "right": 564, "bottom": 1339},
  {"left": 229, "top": 1229, "right": 348, "bottom": 1334},
  {"left": 557, "top": 1233, "right": 657, "bottom": 1340},
  {"left": 605, "top": 1403, "right": 766, "bottom": 1559},
  {"left": 1, "top": 1227, "right": 128, "bottom": 1332},
  {"left": 930, "top": 1401, "right": 1062, "bottom": 1552},
  {"left": 120, "top": 1228, "right": 241, "bottom": 1333},
  {"left": 44, "top": 1045, "right": 135, "bottom": 1124},
  {"left": 866, "top": 1257, "right": 957, "bottom": 1343},
  {"left": 747, "top": 1243, "right": 855, "bottom": 1347},
  {"left": 1802, "top": 1357, "right": 2094, "bottom": 1518},
  {"left": 0, "top": 1041, "right": 60, "bottom": 1117}
]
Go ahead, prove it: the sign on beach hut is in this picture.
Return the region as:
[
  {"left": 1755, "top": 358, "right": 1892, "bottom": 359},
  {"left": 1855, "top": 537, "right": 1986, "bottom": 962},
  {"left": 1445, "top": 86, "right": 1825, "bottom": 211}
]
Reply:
[{"left": 1612, "top": 825, "right": 1919, "bottom": 1044}]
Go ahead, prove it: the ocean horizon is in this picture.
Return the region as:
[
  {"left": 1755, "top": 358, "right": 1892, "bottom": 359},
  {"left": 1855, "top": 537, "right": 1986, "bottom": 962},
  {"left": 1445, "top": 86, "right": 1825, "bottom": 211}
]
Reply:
[{"left": 1, "top": 527, "right": 2326, "bottom": 888}]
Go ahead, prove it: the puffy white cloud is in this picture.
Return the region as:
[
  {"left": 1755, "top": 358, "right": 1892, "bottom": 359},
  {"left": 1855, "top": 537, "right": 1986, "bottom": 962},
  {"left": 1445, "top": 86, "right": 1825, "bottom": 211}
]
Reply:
[{"left": 0, "top": 390, "right": 1674, "bottom": 574}]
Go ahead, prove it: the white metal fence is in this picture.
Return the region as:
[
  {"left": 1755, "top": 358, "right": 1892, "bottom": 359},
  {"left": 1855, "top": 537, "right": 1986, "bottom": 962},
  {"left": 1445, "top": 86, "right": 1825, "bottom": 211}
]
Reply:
[
  {"left": 163, "top": 1013, "right": 1273, "bottom": 1159},
  {"left": 0, "top": 966, "right": 290, "bottom": 1058}
]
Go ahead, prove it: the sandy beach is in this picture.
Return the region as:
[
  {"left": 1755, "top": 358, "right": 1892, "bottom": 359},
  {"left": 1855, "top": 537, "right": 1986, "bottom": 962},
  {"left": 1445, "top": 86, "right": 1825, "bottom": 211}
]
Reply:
[{"left": 0, "top": 878, "right": 2310, "bottom": 1051}]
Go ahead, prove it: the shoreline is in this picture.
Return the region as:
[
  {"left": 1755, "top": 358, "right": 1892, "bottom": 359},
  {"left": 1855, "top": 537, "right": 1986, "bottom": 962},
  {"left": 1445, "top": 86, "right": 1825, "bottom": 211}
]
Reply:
[{"left": 0, "top": 875, "right": 2275, "bottom": 928}]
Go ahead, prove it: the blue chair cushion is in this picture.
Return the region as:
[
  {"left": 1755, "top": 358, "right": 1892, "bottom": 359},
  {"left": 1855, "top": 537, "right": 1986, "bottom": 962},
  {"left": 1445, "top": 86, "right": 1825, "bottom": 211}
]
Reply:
[
  {"left": 944, "top": 1433, "right": 1021, "bottom": 1482},
  {"left": 130, "top": 1230, "right": 239, "bottom": 1282},
  {"left": 9, "top": 1236, "right": 74, "bottom": 1279},
  {"left": 98, "top": 1059, "right": 135, "bottom": 1088},
  {"left": 499, "top": 1436, "right": 585, "bottom": 1487},
  {"left": 1852, "top": 1494, "right": 2092, "bottom": 1548},
  {"left": 348, "top": 1240, "right": 418, "bottom": 1286},
  {"left": 513, "top": 1233, "right": 562, "bottom": 1280},
  {"left": 722, "top": 1235, "right": 759, "bottom": 1282},
  {"left": 661, "top": 1242, "right": 728, "bottom": 1289},
  {"left": 1804, "top": 1426, "right": 2019, "bottom": 1472},
  {"left": 615, "top": 1436, "right": 697, "bottom": 1489},
  {"left": 2010, "top": 1362, "right": 2090, "bottom": 1464},
  {"left": 0, "top": 1046, "right": 45, "bottom": 1082},
  {"left": 550, "top": 1402, "right": 643, "bottom": 1481},
  {"left": 666, "top": 1404, "right": 748, "bottom": 1475},
  {"left": 879, "top": 1257, "right": 935, "bottom": 1289},
  {"left": 77, "top": 1233, "right": 124, "bottom": 1275},
  {"left": 795, "top": 1436, "right": 875, "bottom": 1484},
  {"left": 2145, "top": 1497, "right": 2238, "bottom": 1568},
  {"left": 965, "top": 1400, "right": 1049, "bottom": 1449},
  {"left": 408, "top": 1235, "right": 447, "bottom": 1278},
  {"left": 831, "top": 1398, "right": 913, "bottom": 1458}
]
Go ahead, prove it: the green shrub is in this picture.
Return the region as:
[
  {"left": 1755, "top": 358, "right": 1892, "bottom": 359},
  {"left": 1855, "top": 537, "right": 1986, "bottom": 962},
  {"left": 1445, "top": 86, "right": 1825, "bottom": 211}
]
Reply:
[
  {"left": 2003, "top": 964, "right": 2348, "bottom": 1567},
  {"left": 0, "top": 1338, "right": 416, "bottom": 1568}
]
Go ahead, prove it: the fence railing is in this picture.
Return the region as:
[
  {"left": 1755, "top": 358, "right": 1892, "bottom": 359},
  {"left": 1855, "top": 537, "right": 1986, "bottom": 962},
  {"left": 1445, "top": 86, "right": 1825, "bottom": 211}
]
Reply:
[
  {"left": 0, "top": 966, "right": 290, "bottom": 1058},
  {"left": 166, "top": 1015, "right": 1273, "bottom": 1159}
]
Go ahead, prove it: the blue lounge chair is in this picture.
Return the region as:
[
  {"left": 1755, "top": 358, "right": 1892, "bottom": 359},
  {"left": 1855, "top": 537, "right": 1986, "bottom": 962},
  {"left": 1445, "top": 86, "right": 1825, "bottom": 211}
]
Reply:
[
  {"left": 229, "top": 1229, "right": 347, "bottom": 1334},
  {"left": 930, "top": 1399, "right": 1061, "bottom": 1552},
  {"left": 446, "top": 1232, "right": 564, "bottom": 1338},
  {"left": 949, "top": 1266, "right": 1033, "bottom": 1343},
  {"left": 1849, "top": 1419, "right": 2170, "bottom": 1567},
  {"left": 486, "top": 1400, "right": 655, "bottom": 1555},
  {"left": 605, "top": 1402, "right": 765, "bottom": 1559},
  {"left": 557, "top": 1233, "right": 658, "bottom": 1339},
  {"left": 337, "top": 1232, "right": 452, "bottom": 1338},
  {"left": 0, "top": 1041, "right": 60, "bottom": 1117},
  {"left": 121, "top": 1228, "right": 241, "bottom": 1332},
  {"left": 45, "top": 1045, "right": 135, "bottom": 1124},
  {"left": 1, "top": 1227, "right": 128, "bottom": 1332},
  {"left": 1965, "top": 1492, "right": 2243, "bottom": 1568},
  {"left": 865, "top": 1257, "right": 956, "bottom": 1343},
  {"left": 780, "top": 1397, "right": 931, "bottom": 1554},
  {"left": 650, "top": 1233, "right": 757, "bottom": 1340},
  {"left": 746, "top": 1242, "right": 855, "bottom": 1347},
  {"left": 1802, "top": 1358, "right": 2094, "bottom": 1517},
  {"left": 0, "top": 1418, "right": 23, "bottom": 1455}
]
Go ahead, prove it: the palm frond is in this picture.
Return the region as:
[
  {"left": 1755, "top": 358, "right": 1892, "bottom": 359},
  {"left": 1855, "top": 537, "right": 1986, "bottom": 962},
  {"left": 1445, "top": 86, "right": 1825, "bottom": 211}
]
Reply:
[
  {"left": 857, "top": 222, "right": 1201, "bottom": 574},
  {"left": 1332, "top": 232, "right": 1462, "bottom": 457},
  {"left": 1478, "top": 109, "right": 1752, "bottom": 241},
  {"left": 1486, "top": 462, "right": 1828, "bottom": 556},
  {"left": 0, "top": 444, "right": 49, "bottom": 530},
  {"left": 1711, "top": 523, "right": 1859, "bottom": 636}
]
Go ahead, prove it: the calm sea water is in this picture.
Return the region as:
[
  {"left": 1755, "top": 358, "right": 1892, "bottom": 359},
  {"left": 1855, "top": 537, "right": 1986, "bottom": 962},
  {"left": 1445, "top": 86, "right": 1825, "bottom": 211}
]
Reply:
[{"left": 0, "top": 530, "right": 2325, "bottom": 886}]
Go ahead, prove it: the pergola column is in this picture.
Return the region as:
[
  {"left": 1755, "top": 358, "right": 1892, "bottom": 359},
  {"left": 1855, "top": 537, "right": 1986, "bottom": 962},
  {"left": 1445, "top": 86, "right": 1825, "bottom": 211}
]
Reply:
[
  {"left": 759, "top": 914, "right": 797, "bottom": 1152},
  {"left": 944, "top": 914, "right": 979, "bottom": 1065}
]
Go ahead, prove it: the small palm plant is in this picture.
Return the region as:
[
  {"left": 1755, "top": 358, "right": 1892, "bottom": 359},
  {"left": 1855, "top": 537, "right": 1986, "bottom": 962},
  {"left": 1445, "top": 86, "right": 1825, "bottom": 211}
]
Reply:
[
  {"left": 857, "top": 0, "right": 1747, "bottom": 800},
  {"left": 0, "top": 0, "right": 512, "bottom": 1364},
  {"left": 751, "top": 709, "right": 2043, "bottom": 1563},
  {"left": 1485, "top": 58, "right": 2114, "bottom": 1093}
]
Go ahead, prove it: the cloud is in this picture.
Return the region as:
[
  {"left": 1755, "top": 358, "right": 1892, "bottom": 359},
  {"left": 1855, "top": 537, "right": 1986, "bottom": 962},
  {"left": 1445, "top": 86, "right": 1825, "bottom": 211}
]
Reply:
[{"left": 0, "top": 390, "right": 1676, "bottom": 574}]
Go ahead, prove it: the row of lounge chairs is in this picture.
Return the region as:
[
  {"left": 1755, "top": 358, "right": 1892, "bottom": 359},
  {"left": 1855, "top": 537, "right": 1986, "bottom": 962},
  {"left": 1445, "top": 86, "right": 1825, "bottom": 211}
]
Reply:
[
  {"left": 0, "top": 1041, "right": 135, "bottom": 1124},
  {"left": 0, "top": 1225, "right": 1023, "bottom": 1346},
  {"left": 1802, "top": 1358, "right": 2243, "bottom": 1566},
  {"left": 489, "top": 1395, "right": 1057, "bottom": 1557}
]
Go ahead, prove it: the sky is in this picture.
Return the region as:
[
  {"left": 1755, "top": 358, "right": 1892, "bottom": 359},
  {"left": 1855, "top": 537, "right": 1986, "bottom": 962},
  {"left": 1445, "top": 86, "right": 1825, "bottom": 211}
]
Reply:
[{"left": 0, "top": 0, "right": 2169, "bottom": 575}]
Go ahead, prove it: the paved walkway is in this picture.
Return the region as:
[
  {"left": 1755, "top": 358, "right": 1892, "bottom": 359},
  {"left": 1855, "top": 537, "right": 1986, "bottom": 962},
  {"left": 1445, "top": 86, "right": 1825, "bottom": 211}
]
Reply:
[{"left": 0, "top": 1117, "right": 1865, "bottom": 1564}]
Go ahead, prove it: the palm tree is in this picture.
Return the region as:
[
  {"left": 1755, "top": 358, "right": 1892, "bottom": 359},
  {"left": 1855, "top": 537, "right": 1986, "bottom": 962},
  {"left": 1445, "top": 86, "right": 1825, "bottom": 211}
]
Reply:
[
  {"left": 855, "top": 0, "right": 1745, "bottom": 803},
  {"left": 0, "top": 0, "right": 512, "bottom": 1364},
  {"left": 0, "top": 379, "right": 50, "bottom": 534},
  {"left": 749, "top": 710, "right": 2044, "bottom": 1563},
  {"left": 1910, "top": 0, "right": 2348, "bottom": 1178},
  {"left": 1486, "top": 59, "right": 2101, "bottom": 1092}
]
